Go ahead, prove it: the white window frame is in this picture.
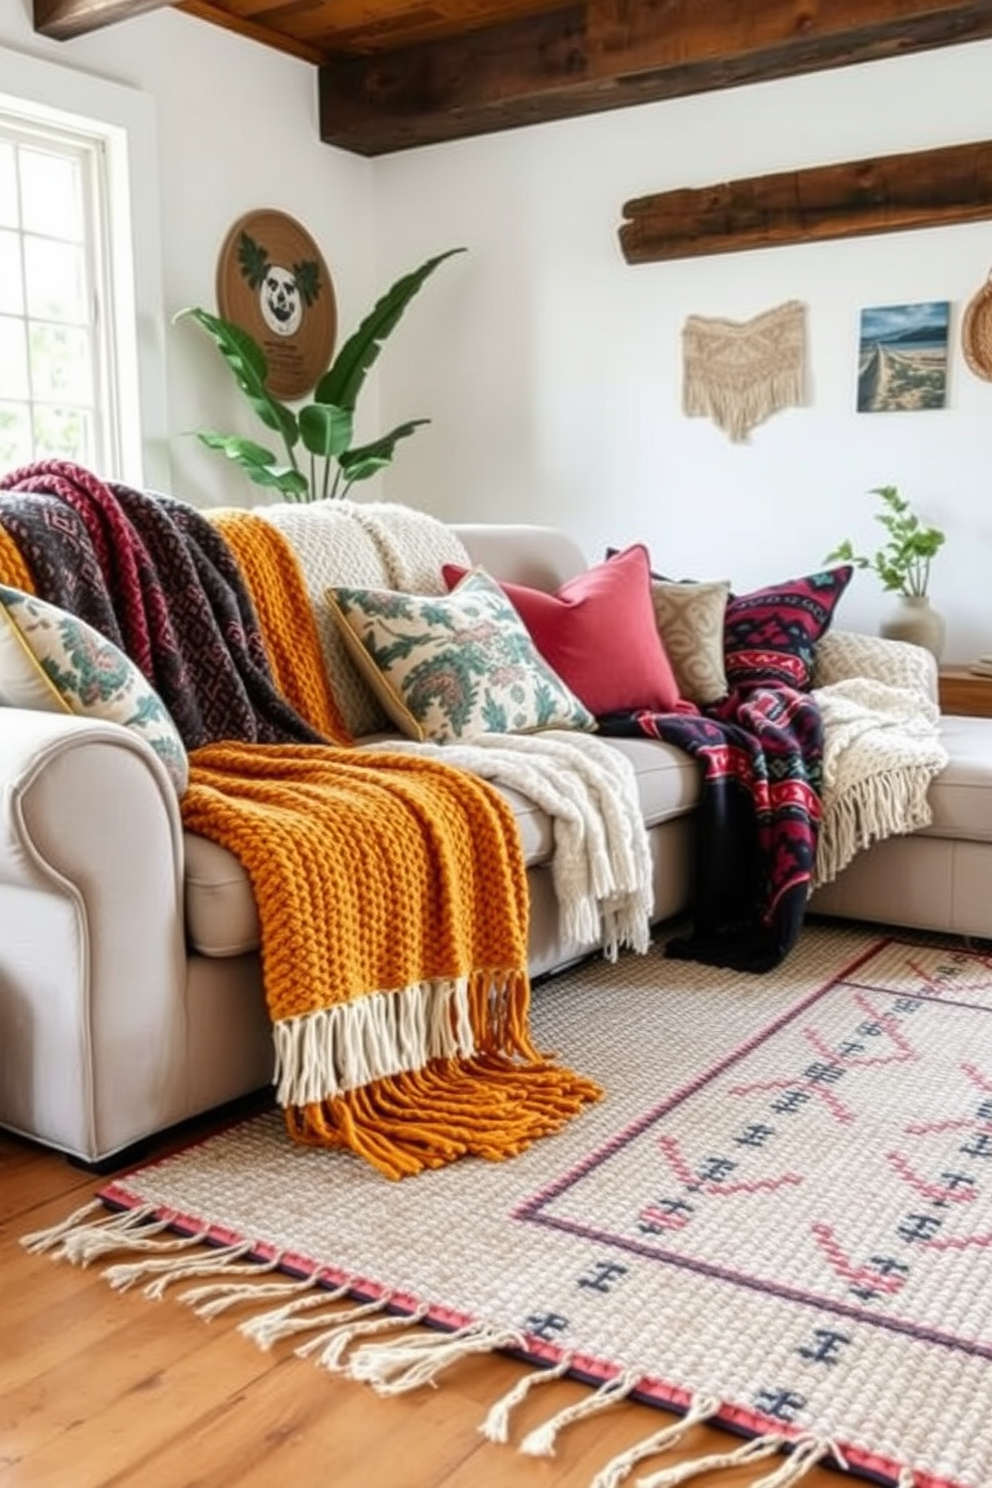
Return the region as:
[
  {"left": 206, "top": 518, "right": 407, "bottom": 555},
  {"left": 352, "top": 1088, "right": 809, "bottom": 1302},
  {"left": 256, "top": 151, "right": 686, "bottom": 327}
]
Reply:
[{"left": 0, "top": 45, "right": 167, "bottom": 490}]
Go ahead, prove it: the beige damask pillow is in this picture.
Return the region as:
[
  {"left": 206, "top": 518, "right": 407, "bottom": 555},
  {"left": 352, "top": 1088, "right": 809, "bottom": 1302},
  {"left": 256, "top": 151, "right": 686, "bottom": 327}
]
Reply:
[{"left": 650, "top": 578, "right": 730, "bottom": 706}]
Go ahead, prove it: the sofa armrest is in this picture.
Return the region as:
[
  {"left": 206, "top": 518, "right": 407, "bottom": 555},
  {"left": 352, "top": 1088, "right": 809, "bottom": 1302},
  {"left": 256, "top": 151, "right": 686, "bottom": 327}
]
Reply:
[
  {"left": 0, "top": 710, "right": 188, "bottom": 1160},
  {"left": 812, "top": 629, "right": 938, "bottom": 703}
]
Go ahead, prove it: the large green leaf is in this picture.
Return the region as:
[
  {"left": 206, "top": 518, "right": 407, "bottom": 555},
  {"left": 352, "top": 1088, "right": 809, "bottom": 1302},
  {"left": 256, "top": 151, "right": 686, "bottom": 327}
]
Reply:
[
  {"left": 298, "top": 403, "right": 353, "bottom": 458},
  {"left": 338, "top": 419, "right": 430, "bottom": 474},
  {"left": 194, "top": 431, "right": 309, "bottom": 498},
  {"left": 314, "top": 248, "right": 465, "bottom": 411},
  {"left": 175, "top": 307, "right": 299, "bottom": 448}
]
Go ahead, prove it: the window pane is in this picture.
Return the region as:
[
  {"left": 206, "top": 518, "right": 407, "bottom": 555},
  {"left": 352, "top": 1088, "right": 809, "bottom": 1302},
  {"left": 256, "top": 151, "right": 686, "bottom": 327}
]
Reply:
[
  {"left": 19, "top": 147, "right": 82, "bottom": 240},
  {"left": 24, "top": 236, "right": 87, "bottom": 322},
  {"left": 29, "top": 321, "right": 92, "bottom": 402},
  {"left": 0, "top": 142, "right": 17, "bottom": 229},
  {"left": 0, "top": 229, "right": 23, "bottom": 313},
  {"left": 33, "top": 403, "right": 91, "bottom": 464},
  {"left": 0, "top": 314, "right": 28, "bottom": 397},
  {"left": 0, "top": 400, "right": 31, "bottom": 466}
]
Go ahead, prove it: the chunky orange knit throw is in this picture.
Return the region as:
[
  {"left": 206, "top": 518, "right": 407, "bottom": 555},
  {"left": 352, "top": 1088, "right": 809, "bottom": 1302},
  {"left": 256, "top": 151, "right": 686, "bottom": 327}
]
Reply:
[{"left": 184, "top": 740, "right": 601, "bottom": 1178}]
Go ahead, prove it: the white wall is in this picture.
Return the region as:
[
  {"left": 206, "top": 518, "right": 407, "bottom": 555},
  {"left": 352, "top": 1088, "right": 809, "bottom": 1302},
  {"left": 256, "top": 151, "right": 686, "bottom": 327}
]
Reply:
[
  {"left": 0, "top": 0, "right": 375, "bottom": 508},
  {"left": 373, "top": 42, "right": 992, "bottom": 663}
]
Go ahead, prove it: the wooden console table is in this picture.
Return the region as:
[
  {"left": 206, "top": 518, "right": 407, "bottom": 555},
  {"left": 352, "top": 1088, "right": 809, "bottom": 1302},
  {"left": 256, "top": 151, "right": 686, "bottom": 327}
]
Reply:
[{"left": 938, "top": 666, "right": 992, "bottom": 718}]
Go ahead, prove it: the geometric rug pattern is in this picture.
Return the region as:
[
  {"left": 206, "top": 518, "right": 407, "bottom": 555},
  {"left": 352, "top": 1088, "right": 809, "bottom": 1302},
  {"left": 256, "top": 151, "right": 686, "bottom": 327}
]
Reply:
[{"left": 96, "top": 925, "right": 992, "bottom": 1487}]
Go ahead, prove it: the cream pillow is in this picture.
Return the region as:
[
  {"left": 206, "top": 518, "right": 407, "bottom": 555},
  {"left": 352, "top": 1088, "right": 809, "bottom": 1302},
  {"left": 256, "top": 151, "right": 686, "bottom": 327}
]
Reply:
[
  {"left": 326, "top": 567, "right": 595, "bottom": 743},
  {"left": 650, "top": 578, "right": 730, "bottom": 706}
]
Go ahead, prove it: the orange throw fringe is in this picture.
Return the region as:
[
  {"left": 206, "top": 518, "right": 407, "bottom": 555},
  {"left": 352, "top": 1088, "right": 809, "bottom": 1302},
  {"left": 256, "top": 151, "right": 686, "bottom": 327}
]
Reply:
[
  {"left": 183, "top": 740, "right": 601, "bottom": 1179},
  {"left": 206, "top": 507, "right": 351, "bottom": 741}
]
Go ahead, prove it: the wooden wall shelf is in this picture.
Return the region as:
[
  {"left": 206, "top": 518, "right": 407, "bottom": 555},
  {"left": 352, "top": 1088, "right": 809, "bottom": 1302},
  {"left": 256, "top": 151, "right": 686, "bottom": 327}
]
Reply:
[{"left": 620, "top": 139, "right": 992, "bottom": 264}]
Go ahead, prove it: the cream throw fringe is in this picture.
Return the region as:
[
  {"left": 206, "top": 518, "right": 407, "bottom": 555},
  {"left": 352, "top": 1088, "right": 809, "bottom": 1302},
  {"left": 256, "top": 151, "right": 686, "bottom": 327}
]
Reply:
[
  {"left": 364, "top": 730, "right": 654, "bottom": 960},
  {"left": 682, "top": 300, "right": 806, "bottom": 443},
  {"left": 811, "top": 676, "right": 949, "bottom": 890}
]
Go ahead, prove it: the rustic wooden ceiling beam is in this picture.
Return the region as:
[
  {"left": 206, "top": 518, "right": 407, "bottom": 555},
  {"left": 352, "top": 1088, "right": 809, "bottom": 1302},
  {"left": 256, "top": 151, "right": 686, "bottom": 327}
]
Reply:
[
  {"left": 318, "top": 0, "right": 992, "bottom": 156},
  {"left": 33, "top": 0, "right": 170, "bottom": 41},
  {"left": 619, "top": 139, "right": 992, "bottom": 262}
]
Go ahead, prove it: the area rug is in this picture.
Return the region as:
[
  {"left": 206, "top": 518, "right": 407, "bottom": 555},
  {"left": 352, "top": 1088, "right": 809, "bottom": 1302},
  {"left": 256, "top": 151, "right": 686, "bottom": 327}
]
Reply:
[{"left": 25, "top": 923, "right": 992, "bottom": 1488}]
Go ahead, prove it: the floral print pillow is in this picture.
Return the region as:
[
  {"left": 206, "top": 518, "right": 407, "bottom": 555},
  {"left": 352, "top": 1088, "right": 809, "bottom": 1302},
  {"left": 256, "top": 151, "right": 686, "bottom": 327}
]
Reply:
[
  {"left": 327, "top": 567, "right": 595, "bottom": 743},
  {"left": 0, "top": 584, "right": 188, "bottom": 797}
]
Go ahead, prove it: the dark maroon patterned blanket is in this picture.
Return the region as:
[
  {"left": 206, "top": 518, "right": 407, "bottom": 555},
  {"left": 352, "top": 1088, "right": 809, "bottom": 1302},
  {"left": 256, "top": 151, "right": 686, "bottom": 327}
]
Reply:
[
  {"left": 598, "top": 684, "right": 824, "bottom": 972},
  {"left": 0, "top": 460, "right": 322, "bottom": 750}
]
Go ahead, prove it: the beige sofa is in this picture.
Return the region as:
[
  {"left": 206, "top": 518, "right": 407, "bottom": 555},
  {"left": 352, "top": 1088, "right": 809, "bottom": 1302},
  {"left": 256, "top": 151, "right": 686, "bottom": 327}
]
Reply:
[{"left": 2, "top": 521, "right": 991, "bottom": 1165}]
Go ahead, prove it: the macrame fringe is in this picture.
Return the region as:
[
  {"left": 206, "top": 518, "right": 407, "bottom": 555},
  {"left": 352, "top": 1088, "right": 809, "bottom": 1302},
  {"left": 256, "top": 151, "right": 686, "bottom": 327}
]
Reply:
[
  {"left": 478, "top": 1354, "right": 574, "bottom": 1444},
  {"left": 346, "top": 1321, "right": 527, "bottom": 1397},
  {"left": 589, "top": 1394, "right": 720, "bottom": 1488},
  {"left": 519, "top": 1369, "right": 640, "bottom": 1458},
  {"left": 683, "top": 369, "right": 803, "bottom": 445}
]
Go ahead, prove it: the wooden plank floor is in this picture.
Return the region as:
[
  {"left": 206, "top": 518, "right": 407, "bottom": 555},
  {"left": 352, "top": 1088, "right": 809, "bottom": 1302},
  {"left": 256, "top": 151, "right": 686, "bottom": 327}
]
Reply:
[{"left": 0, "top": 1117, "right": 841, "bottom": 1488}]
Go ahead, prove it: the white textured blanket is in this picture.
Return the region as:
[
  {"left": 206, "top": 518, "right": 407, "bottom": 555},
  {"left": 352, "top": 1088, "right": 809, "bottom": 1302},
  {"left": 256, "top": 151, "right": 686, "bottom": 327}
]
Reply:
[
  {"left": 811, "top": 676, "right": 949, "bottom": 889},
  {"left": 364, "top": 730, "right": 654, "bottom": 961},
  {"left": 260, "top": 500, "right": 470, "bottom": 739}
]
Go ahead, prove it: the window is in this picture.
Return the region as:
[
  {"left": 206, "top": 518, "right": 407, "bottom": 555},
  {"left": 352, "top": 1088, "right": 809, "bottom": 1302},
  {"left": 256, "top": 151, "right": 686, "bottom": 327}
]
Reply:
[
  {"left": 0, "top": 46, "right": 167, "bottom": 490},
  {"left": 0, "top": 119, "right": 115, "bottom": 471}
]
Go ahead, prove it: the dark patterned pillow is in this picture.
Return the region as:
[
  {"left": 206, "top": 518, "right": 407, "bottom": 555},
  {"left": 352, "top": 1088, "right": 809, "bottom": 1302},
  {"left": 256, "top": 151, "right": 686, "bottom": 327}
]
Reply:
[{"left": 723, "top": 567, "right": 853, "bottom": 691}]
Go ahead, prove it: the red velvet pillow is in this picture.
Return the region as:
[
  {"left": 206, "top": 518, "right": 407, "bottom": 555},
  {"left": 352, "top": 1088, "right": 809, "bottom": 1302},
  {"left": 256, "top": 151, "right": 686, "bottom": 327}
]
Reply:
[{"left": 442, "top": 544, "right": 684, "bottom": 716}]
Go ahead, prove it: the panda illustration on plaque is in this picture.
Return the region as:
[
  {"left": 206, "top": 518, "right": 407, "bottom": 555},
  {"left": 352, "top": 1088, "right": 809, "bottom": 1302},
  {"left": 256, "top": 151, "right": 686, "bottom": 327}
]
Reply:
[{"left": 236, "top": 229, "right": 323, "bottom": 337}]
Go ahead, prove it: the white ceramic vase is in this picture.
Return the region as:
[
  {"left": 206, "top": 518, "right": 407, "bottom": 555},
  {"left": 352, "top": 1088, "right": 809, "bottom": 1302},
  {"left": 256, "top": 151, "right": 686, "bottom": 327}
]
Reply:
[{"left": 880, "top": 594, "right": 946, "bottom": 660}]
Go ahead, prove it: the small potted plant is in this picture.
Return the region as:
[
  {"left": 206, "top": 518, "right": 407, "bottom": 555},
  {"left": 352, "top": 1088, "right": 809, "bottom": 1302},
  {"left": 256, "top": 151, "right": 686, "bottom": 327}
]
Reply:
[{"left": 826, "top": 485, "right": 946, "bottom": 656}]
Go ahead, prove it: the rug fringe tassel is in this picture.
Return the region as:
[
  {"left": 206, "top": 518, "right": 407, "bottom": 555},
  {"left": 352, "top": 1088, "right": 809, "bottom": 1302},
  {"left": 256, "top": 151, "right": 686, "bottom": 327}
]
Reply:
[
  {"left": 520, "top": 1369, "right": 640, "bottom": 1458},
  {"left": 296, "top": 1303, "right": 430, "bottom": 1373},
  {"left": 479, "top": 1354, "right": 574, "bottom": 1444},
  {"left": 176, "top": 1257, "right": 304, "bottom": 1318},
  {"left": 636, "top": 1434, "right": 787, "bottom": 1486},
  {"left": 105, "top": 1240, "right": 256, "bottom": 1297},
  {"left": 347, "top": 1321, "right": 526, "bottom": 1396},
  {"left": 588, "top": 1394, "right": 720, "bottom": 1488},
  {"left": 19, "top": 1201, "right": 175, "bottom": 1264},
  {"left": 238, "top": 1283, "right": 352, "bottom": 1350},
  {"left": 20, "top": 1197, "right": 108, "bottom": 1253},
  {"left": 751, "top": 1436, "right": 848, "bottom": 1486}
]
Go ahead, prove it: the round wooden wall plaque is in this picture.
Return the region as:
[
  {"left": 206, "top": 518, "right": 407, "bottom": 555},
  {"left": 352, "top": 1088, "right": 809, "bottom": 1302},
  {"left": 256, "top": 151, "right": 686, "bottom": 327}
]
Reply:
[{"left": 216, "top": 209, "right": 336, "bottom": 400}]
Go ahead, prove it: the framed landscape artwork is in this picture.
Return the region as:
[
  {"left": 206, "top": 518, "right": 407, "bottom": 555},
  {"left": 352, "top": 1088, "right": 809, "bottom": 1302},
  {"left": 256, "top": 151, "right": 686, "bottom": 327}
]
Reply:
[{"left": 856, "top": 300, "right": 950, "bottom": 413}]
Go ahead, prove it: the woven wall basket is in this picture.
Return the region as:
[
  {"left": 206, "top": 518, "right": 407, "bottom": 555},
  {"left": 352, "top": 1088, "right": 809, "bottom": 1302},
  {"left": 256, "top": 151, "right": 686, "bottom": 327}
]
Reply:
[{"left": 962, "top": 270, "right": 992, "bottom": 381}]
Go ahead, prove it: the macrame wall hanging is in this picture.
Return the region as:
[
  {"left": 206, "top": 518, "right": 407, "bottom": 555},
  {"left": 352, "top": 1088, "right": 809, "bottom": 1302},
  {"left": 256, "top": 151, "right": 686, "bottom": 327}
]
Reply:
[{"left": 681, "top": 298, "right": 807, "bottom": 443}]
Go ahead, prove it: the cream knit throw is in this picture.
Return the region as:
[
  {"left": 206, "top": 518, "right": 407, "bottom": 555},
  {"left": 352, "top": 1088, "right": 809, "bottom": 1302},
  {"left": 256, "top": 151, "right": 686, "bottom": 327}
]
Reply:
[
  {"left": 811, "top": 676, "right": 949, "bottom": 890},
  {"left": 259, "top": 501, "right": 472, "bottom": 739},
  {"left": 682, "top": 299, "right": 806, "bottom": 443},
  {"left": 364, "top": 730, "right": 654, "bottom": 961}
]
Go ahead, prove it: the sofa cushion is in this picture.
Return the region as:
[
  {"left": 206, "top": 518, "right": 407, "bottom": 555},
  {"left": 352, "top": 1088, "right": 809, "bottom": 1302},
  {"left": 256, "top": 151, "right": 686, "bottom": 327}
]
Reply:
[
  {"left": 723, "top": 566, "right": 853, "bottom": 691},
  {"left": 443, "top": 544, "right": 685, "bottom": 716},
  {"left": 0, "top": 583, "right": 188, "bottom": 796},
  {"left": 920, "top": 714, "right": 992, "bottom": 843},
  {"left": 183, "top": 733, "right": 701, "bottom": 957},
  {"left": 325, "top": 568, "right": 595, "bottom": 743}
]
